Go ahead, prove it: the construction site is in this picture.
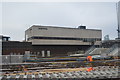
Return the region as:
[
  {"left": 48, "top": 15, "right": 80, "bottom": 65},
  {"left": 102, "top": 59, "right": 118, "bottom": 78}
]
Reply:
[
  {"left": 0, "top": 36, "right": 120, "bottom": 79},
  {"left": 0, "top": 1, "right": 120, "bottom": 80}
]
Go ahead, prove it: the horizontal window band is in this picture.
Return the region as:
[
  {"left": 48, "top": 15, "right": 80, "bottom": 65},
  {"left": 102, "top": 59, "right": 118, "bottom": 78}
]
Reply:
[{"left": 27, "top": 36, "right": 101, "bottom": 42}]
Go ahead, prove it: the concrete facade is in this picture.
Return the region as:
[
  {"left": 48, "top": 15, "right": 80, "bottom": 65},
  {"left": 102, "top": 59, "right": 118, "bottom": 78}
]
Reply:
[
  {"left": 25, "top": 25, "right": 102, "bottom": 45},
  {"left": 2, "top": 41, "right": 91, "bottom": 57},
  {"left": 2, "top": 25, "right": 102, "bottom": 57}
]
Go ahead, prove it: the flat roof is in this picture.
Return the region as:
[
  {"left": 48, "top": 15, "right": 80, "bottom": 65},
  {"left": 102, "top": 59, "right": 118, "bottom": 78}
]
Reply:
[
  {"left": 2, "top": 41, "right": 32, "bottom": 43},
  {"left": 26, "top": 25, "right": 101, "bottom": 31}
]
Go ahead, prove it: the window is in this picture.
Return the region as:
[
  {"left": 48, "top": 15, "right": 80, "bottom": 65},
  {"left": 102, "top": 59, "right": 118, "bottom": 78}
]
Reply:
[
  {"left": 29, "top": 36, "right": 101, "bottom": 42},
  {"left": 38, "top": 28, "right": 48, "bottom": 30}
]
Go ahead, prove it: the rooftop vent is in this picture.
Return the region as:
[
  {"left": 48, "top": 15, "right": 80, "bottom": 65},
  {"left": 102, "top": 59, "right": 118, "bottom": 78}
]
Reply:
[{"left": 78, "top": 25, "right": 86, "bottom": 29}]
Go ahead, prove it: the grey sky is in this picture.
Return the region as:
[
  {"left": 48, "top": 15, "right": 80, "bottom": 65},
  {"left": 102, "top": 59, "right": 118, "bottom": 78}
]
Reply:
[{"left": 1, "top": 2, "right": 118, "bottom": 41}]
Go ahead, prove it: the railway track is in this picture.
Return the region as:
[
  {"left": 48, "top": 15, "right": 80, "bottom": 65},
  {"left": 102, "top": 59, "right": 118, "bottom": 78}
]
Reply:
[{"left": 1, "top": 66, "right": 119, "bottom": 79}]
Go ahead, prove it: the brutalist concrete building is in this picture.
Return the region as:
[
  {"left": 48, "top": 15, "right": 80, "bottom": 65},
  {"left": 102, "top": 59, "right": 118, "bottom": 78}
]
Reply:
[
  {"left": 25, "top": 25, "right": 102, "bottom": 45},
  {"left": 2, "top": 25, "right": 102, "bottom": 57},
  {"left": 24, "top": 25, "right": 102, "bottom": 57}
]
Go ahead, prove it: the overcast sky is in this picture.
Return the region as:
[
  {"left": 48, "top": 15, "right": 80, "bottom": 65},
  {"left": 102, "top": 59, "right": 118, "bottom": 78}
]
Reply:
[{"left": 1, "top": 2, "right": 119, "bottom": 41}]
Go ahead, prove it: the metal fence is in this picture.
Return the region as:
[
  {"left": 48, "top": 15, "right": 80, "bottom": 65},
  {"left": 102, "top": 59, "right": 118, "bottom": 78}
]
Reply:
[{"left": 2, "top": 55, "right": 23, "bottom": 64}]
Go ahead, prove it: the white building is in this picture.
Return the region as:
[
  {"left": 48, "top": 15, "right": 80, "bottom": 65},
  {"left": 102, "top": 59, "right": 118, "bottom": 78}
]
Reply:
[{"left": 25, "top": 25, "right": 102, "bottom": 45}]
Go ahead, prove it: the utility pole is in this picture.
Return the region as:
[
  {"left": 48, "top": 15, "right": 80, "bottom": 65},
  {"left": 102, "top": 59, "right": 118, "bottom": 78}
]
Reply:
[{"left": 116, "top": 2, "right": 120, "bottom": 39}]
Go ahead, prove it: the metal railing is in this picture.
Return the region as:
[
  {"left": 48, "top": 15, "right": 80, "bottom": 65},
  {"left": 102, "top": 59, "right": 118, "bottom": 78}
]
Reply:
[{"left": 85, "top": 46, "right": 95, "bottom": 56}]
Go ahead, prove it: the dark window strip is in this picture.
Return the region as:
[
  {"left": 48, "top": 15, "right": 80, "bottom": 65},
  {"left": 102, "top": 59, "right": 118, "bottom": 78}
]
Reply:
[{"left": 28, "top": 36, "right": 101, "bottom": 42}]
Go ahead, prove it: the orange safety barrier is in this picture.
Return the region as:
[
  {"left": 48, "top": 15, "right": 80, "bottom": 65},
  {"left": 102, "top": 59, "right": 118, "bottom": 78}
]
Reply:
[
  {"left": 87, "top": 67, "right": 93, "bottom": 72},
  {"left": 87, "top": 56, "right": 93, "bottom": 62},
  {"left": 86, "top": 56, "right": 93, "bottom": 72}
]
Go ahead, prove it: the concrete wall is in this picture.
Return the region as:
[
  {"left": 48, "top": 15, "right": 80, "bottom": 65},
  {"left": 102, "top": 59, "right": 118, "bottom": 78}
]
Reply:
[
  {"left": 31, "top": 39, "right": 101, "bottom": 45},
  {"left": 25, "top": 25, "right": 102, "bottom": 45},
  {"left": 2, "top": 41, "right": 91, "bottom": 57},
  {"left": 31, "top": 26, "right": 101, "bottom": 38},
  {"left": 2, "top": 55, "right": 23, "bottom": 64}
]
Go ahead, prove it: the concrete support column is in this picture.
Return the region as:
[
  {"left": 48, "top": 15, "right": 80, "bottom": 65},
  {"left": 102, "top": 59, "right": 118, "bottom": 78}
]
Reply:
[
  {"left": 47, "top": 50, "right": 50, "bottom": 57},
  {"left": 42, "top": 51, "right": 45, "bottom": 57}
]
